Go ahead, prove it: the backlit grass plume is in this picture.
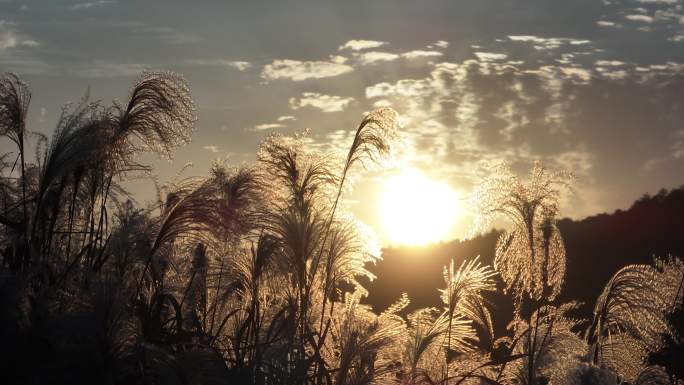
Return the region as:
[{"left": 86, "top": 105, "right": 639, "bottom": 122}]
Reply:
[
  {"left": 0, "top": 73, "right": 30, "bottom": 148},
  {"left": 586, "top": 262, "right": 680, "bottom": 382},
  {"left": 472, "top": 162, "right": 573, "bottom": 302},
  {"left": 332, "top": 107, "right": 398, "bottom": 217},
  {"left": 0, "top": 73, "right": 31, "bottom": 265},
  {"left": 341, "top": 107, "right": 398, "bottom": 177},
  {"left": 440, "top": 256, "right": 497, "bottom": 384},
  {"left": 112, "top": 71, "right": 196, "bottom": 162},
  {"left": 440, "top": 256, "right": 497, "bottom": 335}
]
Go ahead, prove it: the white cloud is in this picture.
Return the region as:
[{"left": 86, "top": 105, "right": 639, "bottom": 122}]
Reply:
[
  {"left": 251, "top": 123, "right": 284, "bottom": 131},
  {"left": 338, "top": 39, "right": 387, "bottom": 51},
  {"left": 432, "top": 40, "right": 449, "bottom": 48},
  {"left": 356, "top": 51, "right": 399, "bottom": 65},
  {"left": 474, "top": 52, "right": 508, "bottom": 61},
  {"left": 372, "top": 99, "right": 393, "bottom": 108},
  {"left": 625, "top": 14, "right": 654, "bottom": 22},
  {"left": 69, "top": 1, "right": 115, "bottom": 10},
  {"left": 365, "top": 78, "right": 433, "bottom": 99},
  {"left": 509, "top": 35, "right": 553, "bottom": 43},
  {"left": 277, "top": 115, "right": 296, "bottom": 122},
  {"left": 188, "top": 59, "right": 251, "bottom": 71},
  {"left": 261, "top": 59, "right": 353, "bottom": 81},
  {"left": 0, "top": 20, "right": 38, "bottom": 49},
  {"left": 226, "top": 61, "right": 251, "bottom": 71},
  {"left": 597, "top": 20, "right": 618, "bottom": 27},
  {"left": 597, "top": 69, "right": 628, "bottom": 80},
  {"left": 203, "top": 145, "right": 219, "bottom": 153},
  {"left": 401, "top": 50, "right": 443, "bottom": 59},
  {"left": 366, "top": 83, "right": 396, "bottom": 99},
  {"left": 508, "top": 35, "right": 590, "bottom": 50},
  {"left": 636, "top": 0, "right": 677, "bottom": 3},
  {"left": 559, "top": 67, "right": 592, "bottom": 82},
  {"left": 596, "top": 60, "right": 625, "bottom": 66},
  {"left": 329, "top": 55, "right": 348, "bottom": 64},
  {"left": 569, "top": 39, "right": 591, "bottom": 45},
  {"left": 289, "top": 92, "right": 354, "bottom": 112}
]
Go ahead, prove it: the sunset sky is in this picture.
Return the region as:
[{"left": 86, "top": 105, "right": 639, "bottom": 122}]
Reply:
[{"left": 2, "top": 0, "right": 684, "bottom": 243}]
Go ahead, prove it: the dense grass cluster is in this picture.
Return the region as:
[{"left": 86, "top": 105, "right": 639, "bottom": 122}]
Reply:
[{"left": 0, "top": 72, "right": 682, "bottom": 385}]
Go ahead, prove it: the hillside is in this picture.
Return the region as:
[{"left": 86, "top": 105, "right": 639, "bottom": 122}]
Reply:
[{"left": 364, "top": 185, "right": 684, "bottom": 333}]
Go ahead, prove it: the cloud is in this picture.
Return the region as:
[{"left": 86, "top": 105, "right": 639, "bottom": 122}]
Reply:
[
  {"left": 289, "top": 92, "right": 355, "bottom": 112},
  {"left": 625, "top": 14, "right": 654, "bottom": 23},
  {"left": 69, "top": 1, "right": 115, "bottom": 10},
  {"left": 189, "top": 59, "right": 251, "bottom": 71},
  {"left": 597, "top": 21, "right": 619, "bottom": 27},
  {"left": 203, "top": 145, "right": 219, "bottom": 153},
  {"left": 261, "top": 58, "right": 353, "bottom": 81},
  {"left": 250, "top": 123, "right": 284, "bottom": 131},
  {"left": 0, "top": 20, "right": 39, "bottom": 49},
  {"left": 356, "top": 51, "right": 399, "bottom": 65},
  {"left": 359, "top": 59, "right": 616, "bottom": 203},
  {"left": 557, "top": 67, "right": 592, "bottom": 82},
  {"left": 635, "top": 0, "right": 678, "bottom": 3},
  {"left": 365, "top": 78, "right": 433, "bottom": 99},
  {"left": 474, "top": 52, "right": 508, "bottom": 61},
  {"left": 431, "top": 40, "right": 449, "bottom": 48},
  {"left": 226, "top": 61, "right": 251, "bottom": 71},
  {"left": 596, "top": 60, "right": 625, "bottom": 66},
  {"left": 401, "top": 50, "right": 443, "bottom": 59},
  {"left": 508, "top": 35, "right": 590, "bottom": 50},
  {"left": 277, "top": 115, "right": 296, "bottom": 122},
  {"left": 338, "top": 39, "right": 387, "bottom": 51}
]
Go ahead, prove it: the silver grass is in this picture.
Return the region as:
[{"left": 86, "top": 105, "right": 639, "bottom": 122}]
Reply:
[
  {"left": 322, "top": 216, "right": 381, "bottom": 299},
  {"left": 402, "top": 308, "right": 476, "bottom": 381},
  {"left": 440, "top": 256, "right": 497, "bottom": 385},
  {"left": 0, "top": 73, "right": 31, "bottom": 259},
  {"left": 149, "top": 165, "right": 261, "bottom": 263},
  {"left": 440, "top": 256, "right": 497, "bottom": 336},
  {"left": 112, "top": 71, "right": 196, "bottom": 162},
  {"left": 587, "top": 262, "right": 679, "bottom": 382},
  {"left": 331, "top": 107, "right": 398, "bottom": 214},
  {"left": 324, "top": 290, "right": 403, "bottom": 385},
  {"left": 258, "top": 132, "right": 339, "bottom": 210},
  {"left": 561, "top": 363, "right": 618, "bottom": 385},
  {"left": 32, "top": 103, "right": 110, "bottom": 229},
  {"left": 341, "top": 107, "right": 398, "bottom": 176},
  {"left": 0, "top": 73, "right": 30, "bottom": 147},
  {"left": 634, "top": 366, "right": 673, "bottom": 385},
  {"left": 472, "top": 161, "right": 572, "bottom": 302},
  {"left": 505, "top": 302, "right": 587, "bottom": 385}
]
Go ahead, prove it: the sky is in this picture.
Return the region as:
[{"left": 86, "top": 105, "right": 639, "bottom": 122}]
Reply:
[{"left": 1, "top": 0, "right": 684, "bottom": 243}]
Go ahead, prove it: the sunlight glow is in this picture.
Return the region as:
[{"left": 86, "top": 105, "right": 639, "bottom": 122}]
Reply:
[{"left": 379, "top": 168, "right": 460, "bottom": 245}]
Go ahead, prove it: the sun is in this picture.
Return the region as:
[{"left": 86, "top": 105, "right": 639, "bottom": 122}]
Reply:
[{"left": 378, "top": 168, "right": 461, "bottom": 246}]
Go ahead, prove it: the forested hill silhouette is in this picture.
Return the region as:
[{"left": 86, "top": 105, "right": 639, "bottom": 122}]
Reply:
[{"left": 365, "top": 185, "right": 684, "bottom": 321}]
